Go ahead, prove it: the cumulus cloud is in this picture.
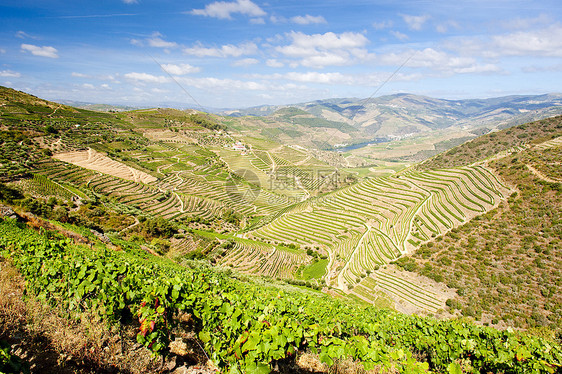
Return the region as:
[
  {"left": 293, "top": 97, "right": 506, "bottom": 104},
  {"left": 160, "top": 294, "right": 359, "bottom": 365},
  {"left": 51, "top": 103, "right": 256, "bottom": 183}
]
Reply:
[
  {"left": 250, "top": 17, "right": 265, "bottom": 24},
  {"left": 400, "top": 14, "right": 430, "bottom": 30},
  {"left": 147, "top": 32, "right": 178, "bottom": 48},
  {"left": 377, "top": 48, "right": 502, "bottom": 75},
  {"left": 266, "top": 59, "right": 284, "bottom": 68},
  {"left": 443, "top": 23, "right": 562, "bottom": 59},
  {"left": 291, "top": 15, "right": 327, "bottom": 25},
  {"left": 284, "top": 71, "right": 351, "bottom": 84},
  {"left": 0, "top": 70, "right": 21, "bottom": 78},
  {"left": 124, "top": 72, "right": 168, "bottom": 83},
  {"left": 436, "top": 20, "right": 459, "bottom": 33},
  {"left": 250, "top": 71, "right": 420, "bottom": 86},
  {"left": 177, "top": 76, "right": 266, "bottom": 91},
  {"left": 275, "top": 31, "right": 371, "bottom": 68},
  {"left": 183, "top": 42, "right": 258, "bottom": 58},
  {"left": 390, "top": 30, "right": 409, "bottom": 41},
  {"left": 190, "top": 0, "right": 266, "bottom": 20},
  {"left": 21, "top": 44, "right": 59, "bottom": 58},
  {"left": 284, "top": 31, "right": 368, "bottom": 50},
  {"left": 130, "top": 32, "right": 178, "bottom": 49},
  {"left": 269, "top": 15, "right": 287, "bottom": 24},
  {"left": 491, "top": 24, "right": 562, "bottom": 57},
  {"left": 161, "top": 63, "right": 201, "bottom": 75}
]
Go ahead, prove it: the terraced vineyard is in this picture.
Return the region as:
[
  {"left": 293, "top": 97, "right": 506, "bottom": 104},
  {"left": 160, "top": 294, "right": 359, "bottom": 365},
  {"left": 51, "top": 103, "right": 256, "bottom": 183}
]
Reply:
[
  {"left": 350, "top": 267, "right": 456, "bottom": 315},
  {"left": 218, "top": 238, "right": 308, "bottom": 279},
  {"left": 247, "top": 164, "right": 511, "bottom": 313},
  {"left": 13, "top": 173, "right": 84, "bottom": 201}
]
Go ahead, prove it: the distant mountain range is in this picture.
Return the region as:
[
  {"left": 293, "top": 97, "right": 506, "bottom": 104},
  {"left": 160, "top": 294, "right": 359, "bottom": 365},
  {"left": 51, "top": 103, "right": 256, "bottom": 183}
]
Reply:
[{"left": 222, "top": 93, "right": 562, "bottom": 137}]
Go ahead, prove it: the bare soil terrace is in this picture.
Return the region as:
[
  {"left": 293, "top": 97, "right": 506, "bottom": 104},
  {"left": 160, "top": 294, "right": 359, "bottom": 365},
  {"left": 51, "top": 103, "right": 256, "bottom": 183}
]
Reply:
[{"left": 53, "top": 148, "right": 157, "bottom": 184}]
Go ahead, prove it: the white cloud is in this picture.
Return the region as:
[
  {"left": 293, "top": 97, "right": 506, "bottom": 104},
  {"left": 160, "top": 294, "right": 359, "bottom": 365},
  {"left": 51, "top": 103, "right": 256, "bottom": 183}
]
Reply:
[
  {"left": 232, "top": 58, "right": 259, "bottom": 67},
  {"left": 304, "top": 53, "right": 351, "bottom": 68},
  {"left": 377, "top": 48, "right": 501, "bottom": 75},
  {"left": 161, "top": 63, "right": 201, "bottom": 75},
  {"left": 0, "top": 70, "right": 21, "bottom": 78},
  {"left": 21, "top": 44, "right": 58, "bottom": 58},
  {"left": 15, "top": 31, "right": 38, "bottom": 39},
  {"left": 123, "top": 0, "right": 138, "bottom": 3},
  {"left": 0, "top": 48, "right": 5, "bottom": 54},
  {"left": 283, "top": 31, "right": 368, "bottom": 50},
  {"left": 266, "top": 59, "right": 284, "bottom": 68},
  {"left": 284, "top": 71, "right": 351, "bottom": 84},
  {"left": 443, "top": 23, "right": 562, "bottom": 59},
  {"left": 275, "top": 31, "right": 370, "bottom": 68},
  {"left": 124, "top": 72, "right": 169, "bottom": 83},
  {"left": 373, "top": 20, "right": 393, "bottom": 30},
  {"left": 183, "top": 41, "right": 257, "bottom": 58},
  {"left": 400, "top": 14, "right": 430, "bottom": 30},
  {"left": 101, "top": 84, "right": 111, "bottom": 89},
  {"left": 102, "top": 74, "right": 119, "bottom": 83},
  {"left": 390, "top": 30, "right": 408, "bottom": 41},
  {"left": 491, "top": 24, "right": 562, "bottom": 57},
  {"left": 177, "top": 76, "right": 266, "bottom": 91},
  {"left": 82, "top": 83, "right": 95, "bottom": 89},
  {"left": 250, "top": 71, "right": 420, "bottom": 86},
  {"left": 190, "top": 0, "right": 266, "bottom": 20},
  {"left": 72, "top": 72, "right": 90, "bottom": 78},
  {"left": 270, "top": 15, "right": 287, "bottom": 24},
  {"left": 452, "top": 63, "right": 501, "bottom": 74},
  {"left": 250, "top": 17, "right": 265, "bottom": 24},
  {"left": 266, "top": 34, "right": 284, "bottom": 43},
  {"left": 291, "top": 15, "right": 327, "bottom": 25},
  {"left": 147, "top": 32, "right": 178, "bottom": 49},
  {"left": 436, "top": 20, "right": 459, "bottom": 34}
]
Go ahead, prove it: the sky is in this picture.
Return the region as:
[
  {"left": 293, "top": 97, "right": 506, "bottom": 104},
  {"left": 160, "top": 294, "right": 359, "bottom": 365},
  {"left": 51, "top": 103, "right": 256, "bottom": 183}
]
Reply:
[{"left": 1, "top": 0, "right": 561, "bottom": 109}]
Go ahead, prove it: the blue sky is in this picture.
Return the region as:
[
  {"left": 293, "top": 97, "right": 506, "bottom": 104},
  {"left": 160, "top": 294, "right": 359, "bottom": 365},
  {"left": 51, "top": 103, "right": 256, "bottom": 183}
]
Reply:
[{"left": 1, "top": 0, "right": 561, "bottom": 108}]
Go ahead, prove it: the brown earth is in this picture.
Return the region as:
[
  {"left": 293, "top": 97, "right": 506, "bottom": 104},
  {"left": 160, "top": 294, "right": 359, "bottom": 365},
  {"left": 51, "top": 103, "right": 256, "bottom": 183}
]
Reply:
[{"left": 53, "top": 148, "right": 157, "bottom": 184}]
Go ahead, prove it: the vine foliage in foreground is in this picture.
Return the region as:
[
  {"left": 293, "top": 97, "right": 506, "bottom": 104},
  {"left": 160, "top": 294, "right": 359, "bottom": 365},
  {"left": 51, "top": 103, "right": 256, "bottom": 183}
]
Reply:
[{"left": 0, "top": 219, "right": 560, "bottom": 373}]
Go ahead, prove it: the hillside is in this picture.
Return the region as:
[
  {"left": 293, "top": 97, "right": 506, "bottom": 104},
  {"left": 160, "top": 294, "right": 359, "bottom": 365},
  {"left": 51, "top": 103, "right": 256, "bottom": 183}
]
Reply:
[
  {"left": 419, "top": 115, "right": 562, "bottom": 169},
  {"left": 395, "top": 116, "right": 562, "bottom": 331},
  {"left": 0, "top": 86, "right": 561, "bottom": 372}
]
